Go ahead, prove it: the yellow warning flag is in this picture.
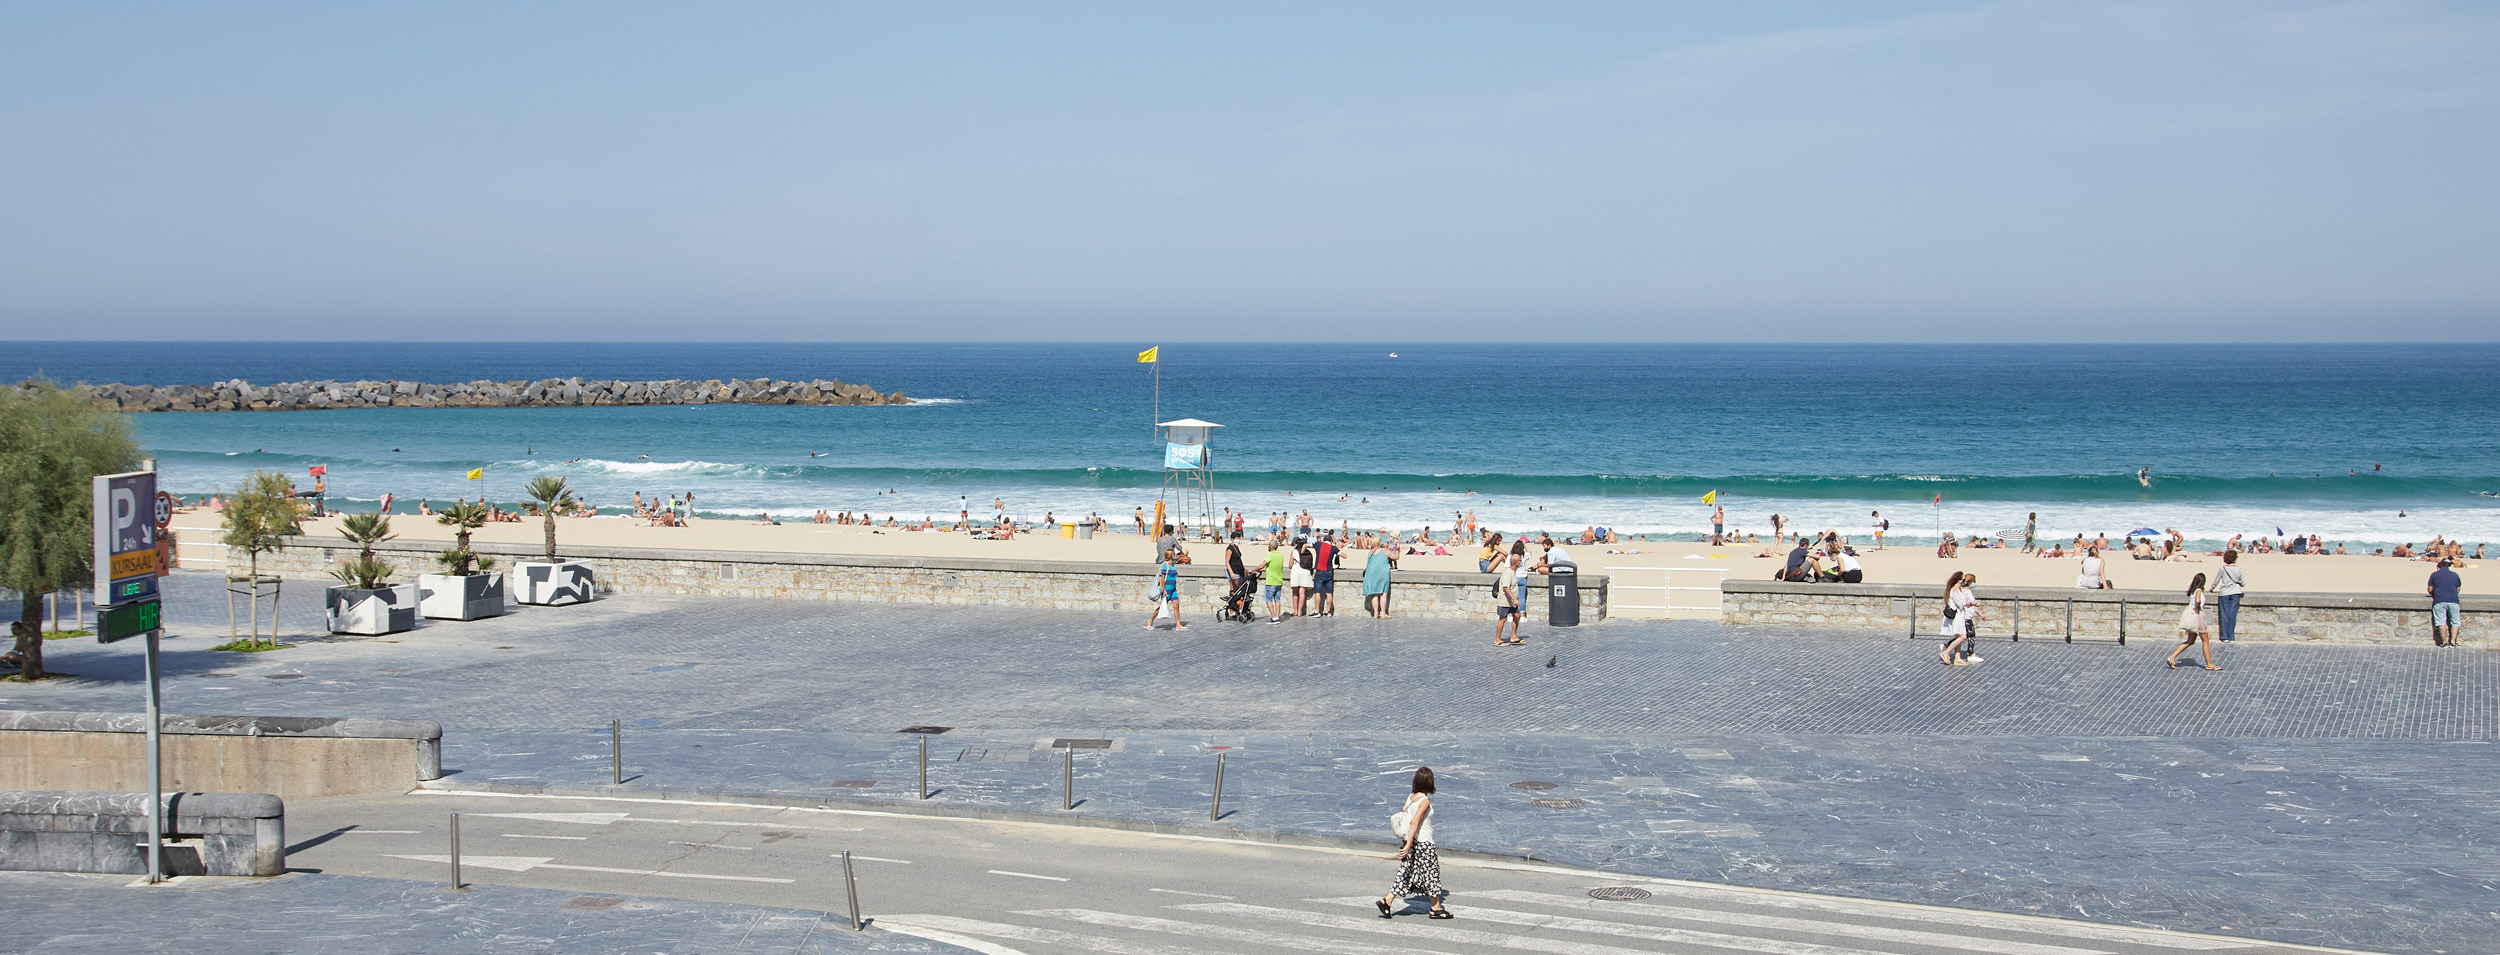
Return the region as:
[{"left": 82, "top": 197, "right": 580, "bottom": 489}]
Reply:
[
  {"left": 1701, "top": 490, "right": 1717, "bottom": 505},
  {"left": 1137, "top": 346, "right": 1158, "bottom": 363},
  {"left": 465, "top": 468, "right": 485, "bottom": 481}
]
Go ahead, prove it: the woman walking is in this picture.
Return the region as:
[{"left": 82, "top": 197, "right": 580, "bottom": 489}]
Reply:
[
  {"left": 2166, "top": 573, "right": 2220, "bottom": 670},
  {"left": 1492, "top": 552, "right": 1522, "bottom": 646},
  {"left": 1938, "top": 571, "right": 1978, "bottom": 665},
  {"left": 1143, "top": 549, "right": 1188, "bottom": 631},
  {"left": 1376, "top": 766, "right": 1452, "bottom": 920},
  {"left": 1363, "top": 540, "right": 1394, "bottom": 618}
]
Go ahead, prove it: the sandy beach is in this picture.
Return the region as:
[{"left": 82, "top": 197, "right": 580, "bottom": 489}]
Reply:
[{"left": 174, "top": 513, "right": 2478, "bottom": 616}]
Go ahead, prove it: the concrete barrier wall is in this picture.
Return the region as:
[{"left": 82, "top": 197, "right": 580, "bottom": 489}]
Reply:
[
  {"left": 0, "top": 711, "right": 441, "bottom": 800},
  {"left": 1724, "top": 579, "right": 2493, "bottom": 646},
  {"left": 0, "top": 790, "right": 283, "bottom": 877},
  {"left": 214, "top": 535, "right": 1611, "bottom": 624}
]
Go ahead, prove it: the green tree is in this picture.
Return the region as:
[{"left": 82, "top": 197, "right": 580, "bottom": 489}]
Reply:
[
  {"left": 330, "top": 512, "right": 396, "bottom": 590},
  {"left": 221, "top": 470, "right": 301, "bottom": 581},
  {"left": 522, "top": 476, "right": 576, "bottom": 562},
  {"left": 220, "top": 470, "right": 301, "bottom": 650},
  {"left": 433, "top": 501, "right": 496, "bottom": 576},
  {"left": 0, "top": 380, "right": 142, "bottom": 681}
]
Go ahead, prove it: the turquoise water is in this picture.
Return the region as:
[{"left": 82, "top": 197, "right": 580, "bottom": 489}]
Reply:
[{"left": 7, "top": 341, "right": 2494, "bottom": 547}]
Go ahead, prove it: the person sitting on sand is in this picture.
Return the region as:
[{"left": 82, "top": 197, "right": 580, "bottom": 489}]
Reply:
[
  {"left": 1936, "top": 535, "right": 1959, "bottom": 558},
  {"left": 756, "top": 512, "right": 780, "bottom": 525}
]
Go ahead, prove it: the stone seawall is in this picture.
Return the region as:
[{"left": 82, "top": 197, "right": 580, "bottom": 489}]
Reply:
[
  {"left": 21, "top": 376, "right": 908, "bottom": 412},
  {"left": 212, "top": 535, "right": 1610, "bottom": 624},
  {"left": 1725, "top": 579, "right": 2491, "bottom": 647}
]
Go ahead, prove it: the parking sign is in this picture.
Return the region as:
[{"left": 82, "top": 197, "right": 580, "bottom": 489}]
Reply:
[{"left": 93, "top": 471, "right": 159, "bottom": 604}]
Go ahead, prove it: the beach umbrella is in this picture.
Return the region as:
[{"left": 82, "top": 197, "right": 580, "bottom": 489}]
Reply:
[{"left": 2126, "top": 527, "right": 2159, "bottom": 537}]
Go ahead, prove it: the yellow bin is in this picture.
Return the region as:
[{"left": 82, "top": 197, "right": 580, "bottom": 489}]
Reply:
[{"left": 1061, "top": 522, "right": 1076, "bottom": 539}]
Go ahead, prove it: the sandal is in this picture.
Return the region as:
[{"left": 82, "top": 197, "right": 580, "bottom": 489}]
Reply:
[
  {"left": 2203, "top": 665, "right": 2222, "bottom": 671},
  {"left": 1376, "top": 899, "right": 1393, "bottom": 919},
  {"left": 2166, "top": 660, "right": 2178, "bottom": 669},
  {"left": 1429, "top": 908, "right": 1453, "bottom": 919}
]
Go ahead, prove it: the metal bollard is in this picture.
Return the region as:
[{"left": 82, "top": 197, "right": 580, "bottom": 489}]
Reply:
[
  {"left": 2118, "top": 598, "right": 2127, "bottom": 646},
  {"left": 448, "top": 812, "right": 465, "bottom": 891},
  {"left": 1210, "top": 753, "right": 1226, "bottom": 821},
  {"left": 841, "top": 850, "right": 862, "bottom": 930},
  {"left": 2065, "top": 598, "right": 2074, "bottom": 642},
  {"left": 2011, "top": 597, "right": 2020, "bottom": 641},
  {"left": 1907, "top": 595, "right": 1917, "bottom": 638},
  {"left": 611, "top": 720, "right": 622, "bottom": 785},
  {"left": 1063, "top": 747, "right": 1075, "bottom": 811},
  {"left": 918, "top": 736, "right": 929, "bottom": 800}
]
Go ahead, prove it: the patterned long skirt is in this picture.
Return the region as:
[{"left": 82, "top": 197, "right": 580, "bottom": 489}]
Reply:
[{"left": 1387, "top": 842, "right": 1444, "bottom": 899}]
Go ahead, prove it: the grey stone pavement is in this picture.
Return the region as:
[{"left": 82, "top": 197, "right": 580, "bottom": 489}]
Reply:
[
  {"left": 10, "top": 571, "right": 2500, "bottom": 952},
  {"left": 0, "top": 870, "right": 962, "bottom": 954}
]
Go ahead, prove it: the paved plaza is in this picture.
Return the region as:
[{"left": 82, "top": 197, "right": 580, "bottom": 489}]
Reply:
[
  {"left": 8, "top": 571, "right": 2499, "bottom": 951},
  {"left": 0, "top": 870, "right": 954, "bottom": 954}
]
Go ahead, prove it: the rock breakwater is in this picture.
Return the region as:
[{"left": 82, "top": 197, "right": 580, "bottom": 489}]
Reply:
[{"left": 23, "top": 377, "right": 910, "bottom": 412}]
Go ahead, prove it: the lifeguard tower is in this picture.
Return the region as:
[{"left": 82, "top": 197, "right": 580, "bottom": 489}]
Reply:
[{"left": 1158, "top": 418, "right": 1221, "bottom": 540}]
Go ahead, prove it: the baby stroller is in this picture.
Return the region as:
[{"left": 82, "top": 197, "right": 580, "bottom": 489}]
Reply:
[{"left": 1217, "top": 576, "right": 1259, "bottom": 623}]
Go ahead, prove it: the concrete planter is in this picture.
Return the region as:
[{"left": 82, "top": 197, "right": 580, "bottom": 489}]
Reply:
[
  {"left": 323, "top": 583, "right": 416, "bottom": 635},
  {"left": 417, "top": 572, "right": 506, "bottom": 620},
  {"left": 513, "top": 559, "right": 595, "bottom": 606}
]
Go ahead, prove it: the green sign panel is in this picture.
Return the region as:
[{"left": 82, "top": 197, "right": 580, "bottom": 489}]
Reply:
[{"left": 98, "top": 599, "right": 160, "bottom": 644}]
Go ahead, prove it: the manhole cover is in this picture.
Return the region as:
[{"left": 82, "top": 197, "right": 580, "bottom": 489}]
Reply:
[
  {"left": 1052, "top": 738, "right": 1114, "bottom": 750},
  {"left": 562, "top": 896, "right": 624, "bottom": 910},
  {"left": 1509, "top": 781, "right": 1558, "bottom": 790},
  {"left": 264, "top": 674, "right": 305, "bottom": 680},
  {"left": 1530, "top": 798, "right": 1586, "bottom": 809},
  {"left": 898, "top": 726, "right": 953, "bottom": 735},
  {"left": 828, "top": 780, "right": 875, "bottom": 789},
  {"left": 1589, "top": 886, "right": 1652, "bottom": 901}
]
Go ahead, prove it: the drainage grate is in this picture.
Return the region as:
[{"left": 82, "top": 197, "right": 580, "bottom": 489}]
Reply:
[
  {"left": 1508, "top": 781, "right": 1558, "bottom": 791},
  {"left": 1530, "top": 798, "right": 1586, "bottom": 809},
  {"left": 828, "top": 780, "right": 875, "bottom": 789},
  {"left": 562, "top": 896, "right": 624, "bottom": 910},
  {"left": 1052, "top": 738, "right": 1114, "bottom": 750},
  {"left": 898, "top": 726, "right": 953, "bottom": 735},
  {"left": 1588, "top": 886, "right": 1652, "bottom": 901}
]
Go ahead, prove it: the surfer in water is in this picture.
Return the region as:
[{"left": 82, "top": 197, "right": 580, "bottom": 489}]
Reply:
[
  {"left": 2137, "top": 467, "right": 2152, "bottom": 488},
  {"left": 809, "top": 450, "right": 825, "bottom": 458}
]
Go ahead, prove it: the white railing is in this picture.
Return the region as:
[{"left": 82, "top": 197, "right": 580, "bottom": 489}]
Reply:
[
  {"left": 1608, "top": 565, "right": 1729, "bottom": 619},
  {"left": 171, "top": 526, "right": 229, "bottom": 567}
]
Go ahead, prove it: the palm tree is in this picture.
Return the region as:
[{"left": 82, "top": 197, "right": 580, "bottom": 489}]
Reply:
[
  {"left": 523, "top": 476, "right": 576, "bottom": 562},
  {"left": 331, "top": 512, "right": 396, "bottom": 589},
  {"left": 433, "top": 500, "right": 495, "bottom": 576}
]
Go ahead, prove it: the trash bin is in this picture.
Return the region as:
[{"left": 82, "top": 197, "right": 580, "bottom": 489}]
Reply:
[
  {"left": 1546, "top": 560, "right": 1579, "bottom": 627},
  {"left": 1061, "top": 523, "right": 1076, "bottom": 539},
  {"left": 1076, "top": 523, "right": 1094, "bottom": 540}
]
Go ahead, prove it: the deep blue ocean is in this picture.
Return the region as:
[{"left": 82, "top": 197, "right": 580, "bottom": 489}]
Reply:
[{"left": 6, "top": 342, "right": 2494, "bottom": 547}]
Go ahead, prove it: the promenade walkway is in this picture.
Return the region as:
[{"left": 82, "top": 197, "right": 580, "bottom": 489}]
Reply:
[{"left": 9, "top": 571, "right": 2493, "bottom": 952}]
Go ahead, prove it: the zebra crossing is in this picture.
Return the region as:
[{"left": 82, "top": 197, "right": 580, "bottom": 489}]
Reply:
[{"left": 880, "top": 878, "right": 2315, "bottom": 955}]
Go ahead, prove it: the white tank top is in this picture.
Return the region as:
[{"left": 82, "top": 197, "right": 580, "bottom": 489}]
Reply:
[{"left": 1404, "top": 793, "right": 1435, "bottom": 844}]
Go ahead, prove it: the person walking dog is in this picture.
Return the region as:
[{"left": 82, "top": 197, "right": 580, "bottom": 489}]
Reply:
[
  {"left": 2166, "top": 573, "right": 2219, "bottom": 670},
  {"left": 1377, "top": 766, "right": 1452, "bottom": 920}
]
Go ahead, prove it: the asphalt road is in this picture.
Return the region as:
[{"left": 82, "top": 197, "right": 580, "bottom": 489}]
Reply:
[{"left": 286, "top": 791, "right": 2336, "bottom": 955}]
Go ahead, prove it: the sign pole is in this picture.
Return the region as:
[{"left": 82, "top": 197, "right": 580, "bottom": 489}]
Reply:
[
  {"left": 95, "top": 469, "right": 166, "bottom": 884},
  {"left": 143, "top": 628, "right": 162, "bottom": 883}
]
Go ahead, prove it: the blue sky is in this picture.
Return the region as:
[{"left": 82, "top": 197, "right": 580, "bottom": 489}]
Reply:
[{"left": 3, "top": 2, "right": 2494, "bottom": 341}]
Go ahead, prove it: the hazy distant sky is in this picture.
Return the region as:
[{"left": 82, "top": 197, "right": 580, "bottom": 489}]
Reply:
[{"left": 3, "top": 2, "right": 2495, "bottom": 342}]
